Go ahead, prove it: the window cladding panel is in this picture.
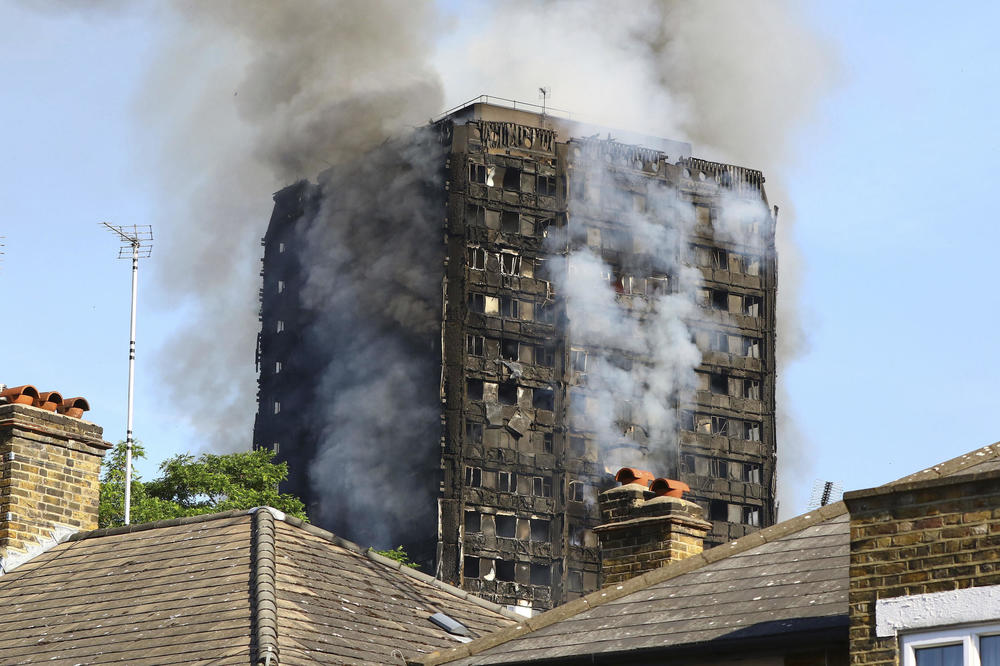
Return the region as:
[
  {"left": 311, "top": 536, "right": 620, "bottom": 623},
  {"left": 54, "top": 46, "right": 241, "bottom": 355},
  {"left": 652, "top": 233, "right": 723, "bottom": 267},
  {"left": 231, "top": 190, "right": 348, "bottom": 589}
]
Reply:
[
  {"left": 466, "top": 379, "right": 484, "bottom": 401},
  {"left": 517, "top": 343, "right": 533, "bottom": 364},
  {"left": 465, "top": 511, "right": 481, "bottom": 534},
  {"left": 727, "top": 503, "right": 742, "bottom": 523},
  {"left": 695, "top": 204, "right": 712, "bottom": 227},
  {"left": 483, "top": 382, "right": 498, "bottom": 403},
  {"left": 484, "top": 296, "right": 500, "bottom": 315},
  {"left": 517, "top": 518, "right": 531, "bottom": 540},
  {"left": 483, "top": 470, "right": 498, "bottom": 489},
  {"left": 745, "top": 255, "right": 762, "bottom": 276},
  {"left": 500, "top": 211, "right": 520, "bottom": 234},
  {"left": 485, "top": 209, "right": 500, "bottom": 230},
  {"left": 498, "top": 382, "right": 518, "bottom": 406},
  {"left": 695, "top": 414, "right": 712, "bottom": 434},
  {"left": 520, "top": 171, "right": 536, "bottom": 194},
  {"left": 495, "top": 514, "right": 516, "bottom": 538},
  {"left": 727, "top": 293, "right": 744, "bottom": 314}
]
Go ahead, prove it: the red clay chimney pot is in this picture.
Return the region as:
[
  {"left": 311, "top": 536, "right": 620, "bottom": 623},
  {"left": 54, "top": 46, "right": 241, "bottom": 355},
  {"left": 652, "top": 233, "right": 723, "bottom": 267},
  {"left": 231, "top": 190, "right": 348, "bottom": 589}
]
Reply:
[
  {"left": 649, "top": 478, "right": 690, "bottom": 498},
  {"left": 614, "top": 467, "right": 656, "bottom": 488},
  {"left": 0, "top": 385, "right": 40, "bottom": 406}
]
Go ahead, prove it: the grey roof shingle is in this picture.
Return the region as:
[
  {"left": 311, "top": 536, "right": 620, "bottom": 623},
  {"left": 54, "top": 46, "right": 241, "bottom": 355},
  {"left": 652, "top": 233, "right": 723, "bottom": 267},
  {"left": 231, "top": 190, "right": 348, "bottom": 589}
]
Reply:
[
  {"left": 0, "top": 508, "right": 518, "bottom": 664},
  {"left": 417, "top": 441, "right": 1000, "bottom": 665}
]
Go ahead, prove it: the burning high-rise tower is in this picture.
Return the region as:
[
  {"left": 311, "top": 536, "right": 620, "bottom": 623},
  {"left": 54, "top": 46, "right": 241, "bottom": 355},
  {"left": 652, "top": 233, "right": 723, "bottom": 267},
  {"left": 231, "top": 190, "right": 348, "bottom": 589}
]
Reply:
[{"left": 253, "top": 98, "right": 777, "bottom": 612}]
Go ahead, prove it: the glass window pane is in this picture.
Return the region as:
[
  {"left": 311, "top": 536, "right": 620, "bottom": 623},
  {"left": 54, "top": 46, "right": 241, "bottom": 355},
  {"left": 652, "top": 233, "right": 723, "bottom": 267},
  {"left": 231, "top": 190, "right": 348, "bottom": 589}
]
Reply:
[
  {"left": 982, "top": 635, "right": 1000, "bottom": 666},
  {"left": 915, "top": 644, "right": 962, "bottom": 666}
]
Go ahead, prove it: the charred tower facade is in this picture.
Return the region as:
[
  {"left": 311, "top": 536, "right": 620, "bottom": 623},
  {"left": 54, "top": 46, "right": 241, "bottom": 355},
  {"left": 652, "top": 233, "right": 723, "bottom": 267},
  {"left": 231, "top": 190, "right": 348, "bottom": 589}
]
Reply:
[{"left": 254, "top": 100, "right": 777, "bottom": 612}]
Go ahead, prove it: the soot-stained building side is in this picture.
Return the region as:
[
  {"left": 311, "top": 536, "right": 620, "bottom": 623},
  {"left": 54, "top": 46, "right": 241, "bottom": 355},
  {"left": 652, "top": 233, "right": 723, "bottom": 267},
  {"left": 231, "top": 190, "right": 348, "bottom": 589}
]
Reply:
[{"left": 253, "top": 100, "right": 778, "bottom": 612}]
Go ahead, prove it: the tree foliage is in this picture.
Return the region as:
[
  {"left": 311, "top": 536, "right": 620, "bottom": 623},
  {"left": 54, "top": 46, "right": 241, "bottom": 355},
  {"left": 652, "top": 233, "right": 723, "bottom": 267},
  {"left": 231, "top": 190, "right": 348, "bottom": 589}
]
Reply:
[
  {"left": 372, "top": 545, "right": 420, "bottom": 569},
  {"left": 99, "top": 442, "right": 307, "bottom": 528}
]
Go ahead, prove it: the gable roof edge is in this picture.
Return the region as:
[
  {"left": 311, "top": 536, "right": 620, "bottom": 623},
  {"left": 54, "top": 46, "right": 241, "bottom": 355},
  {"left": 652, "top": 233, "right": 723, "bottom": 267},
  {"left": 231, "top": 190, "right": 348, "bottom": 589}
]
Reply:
[{"left": 252, "top": 507, "right": 279, "bottom": 665}]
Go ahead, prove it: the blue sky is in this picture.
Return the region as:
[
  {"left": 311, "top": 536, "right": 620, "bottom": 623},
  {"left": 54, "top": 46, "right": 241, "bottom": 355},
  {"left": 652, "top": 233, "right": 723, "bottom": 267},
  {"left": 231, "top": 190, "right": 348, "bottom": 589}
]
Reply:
[{"left": 1, "top": 2, "right": 998, "bottom": 519}]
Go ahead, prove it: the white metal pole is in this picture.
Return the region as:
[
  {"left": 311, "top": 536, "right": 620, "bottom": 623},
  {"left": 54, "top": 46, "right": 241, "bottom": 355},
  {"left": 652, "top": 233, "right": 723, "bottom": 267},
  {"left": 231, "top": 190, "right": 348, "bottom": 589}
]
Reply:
[{"left": 124, "top": 240, "right": 138, "bottom": 525}]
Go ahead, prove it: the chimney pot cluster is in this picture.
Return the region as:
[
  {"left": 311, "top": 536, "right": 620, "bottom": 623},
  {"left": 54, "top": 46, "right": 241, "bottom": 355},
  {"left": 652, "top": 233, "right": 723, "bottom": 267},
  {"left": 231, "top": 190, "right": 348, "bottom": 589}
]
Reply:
[
  {"left": 0, "top": 386, "right": 90, "bottom": 419},
  {"left": 613, "top": 466, "right": 691, "bottom": 498}
]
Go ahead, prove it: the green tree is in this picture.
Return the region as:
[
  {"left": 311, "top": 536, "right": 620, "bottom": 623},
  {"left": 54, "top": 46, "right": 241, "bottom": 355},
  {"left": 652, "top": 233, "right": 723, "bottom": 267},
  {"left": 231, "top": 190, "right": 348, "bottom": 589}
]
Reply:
[
  {"left": 372, "top": 545, "right": 420, "bottom": 569},
  {"left": 99, "top": 442, "right": 307, "bottom": 528}
]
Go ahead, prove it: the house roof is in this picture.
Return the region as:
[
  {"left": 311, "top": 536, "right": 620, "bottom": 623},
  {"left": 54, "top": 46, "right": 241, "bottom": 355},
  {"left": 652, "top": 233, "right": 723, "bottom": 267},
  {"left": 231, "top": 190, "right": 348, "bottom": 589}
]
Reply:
[
  {"left": 416, "top": 441, "right": 1000, "bottom": 665},
  {"left": 0, "top": 507, "right": 518, "bottom": 665}
]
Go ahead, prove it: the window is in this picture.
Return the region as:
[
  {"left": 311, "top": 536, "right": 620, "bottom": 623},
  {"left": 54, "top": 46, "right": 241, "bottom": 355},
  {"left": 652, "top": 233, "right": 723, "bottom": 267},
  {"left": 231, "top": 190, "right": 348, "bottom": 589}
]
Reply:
[
  {"left": 495, "top": 560, "right": 515, "bottom": 582},
  {"left": 542, "top": 433, "right": 553, "bottom": 453},
  {"left": 532, "top": 477, "right": 553, "bottom": 498},
  {"left": 503, "top": 167, "right": 521, "bottom": 191},
  {"left": 500, "top": 338, "right": 519, "bottom": 361},
  {"left": 468, "top": 247, "right": 486, "bottom": 270},
  {"left": 499, "top": 252, "right": 521, "bottom": 276},
  {"left": 463, "top": 556, "right": 479, "bottom": 578},
  {"left": 277, "top": 280, "right": 285, "bottom": 294},
  {"left": 276, "top": 320, "right": 285, "bottom": 333},
  {"left": 710, "top": 289, "right": 728, "bottom": 311},
  {"left": 902, "top": 625, "right": 1000, "bottom": 666},
  {"left": 712, "top": 459, "right": 730, "bottom": 479},
  {"left": 570, "top": 348, "right": 588, "bottom": 373},
  {"left": 469, "top": 163, "right": 487, "bottom": 184},
  {"left": 500, "top": 296, "right": 519, "bottom": 319},
  {"left": 743, "top": 379, "right": 761, "bottom": 400},
  {"left": 278, "top": 242, "right": 285, "bottom": 253},
  {"left": 743, "top": 295, "right": 761, "bottom": 317},
  {"left": 272, "top": 442, "right": 279, "bottom": 455},
  {"left": 709, "top": 499, "right": 727, "bottom": 521},
  {"left": 569, "top": 481, "right": 585, "bottom": 502},
  {"left": 743, "top": 506, "right": 761, "bottom": 526},
  {"left": 695, "top": 205, "right": 712, "bottom": 227},
  {"left": 466, "top": 379, "right": 483, "bottom": 401},
  {"left": 681, "top": 453, "right": 696, "bottom": 473},
  {"left": 495, "top": 514, "right": 516, "bottom": 538},
  {"left": 501, "top": 211, "right": 520, "bottom": 234},
  {"left": 711, "top": 416, "right": 729, "bottom": 436},
  {"left": 466, "top": 421, "right": 483, "bottom": 443},
  {"left": 708, "top": 330, "right": 728, "bottom": 353},
  {"left": 530, "top": 563, "right": 551, "bottom": 586},
  {"left": 466, "top": 334, "right": 484, "bottom": 356},
  {"left": 712, "top": 248, "right": 728, "bottom": 269},
  {"left": 709, "top": 373, "right": 728, "bottom": 395},
  {"left": 532, "top": 388, "right": 554, "bottom": 412},
  {"left": 274, "top": 361, "right": 282, "bottom": 374},
  {"left": 538, "top": 175, "right": 556, "bottom": 196},
  {"left": 536, "top": 303, "right": 555, "bottom": 324},
  {"left": 468, "top": 293, "right": 485, "bottom": 313},
  {"left": 535, "top": 344, "right": 554, "bottom": 367},
  {"left": 498, "top": 471, "right": 516, "bottom": 493},
  {"left": 743, "top": 463, "right": 762, "bottom": 483},
  {"left": 465, "top": 466, "right": 482, "bottom": 487},
  {"left": 647, "top": 274, "right": 669, "bottom": 296},
  {"left": 273, "top": 401, "right": 281, "bottom": 415},
  {"left": 467, "top": 204, "right": 486, "bottom": 226},
  {"left": 498, "top": 382, "right": 518, "bottom": 406},
  {"left": 530, "top": 519, "right": 549, "bottom": 542},
  {"left": 465, "top": 511, "right": 481, "bottom": 534},
  {"left": 743, "top": 337, "right": 761, "bottom": 359},
  {"left": 744, "top": 421, "right": 761, "bottom": 441}
]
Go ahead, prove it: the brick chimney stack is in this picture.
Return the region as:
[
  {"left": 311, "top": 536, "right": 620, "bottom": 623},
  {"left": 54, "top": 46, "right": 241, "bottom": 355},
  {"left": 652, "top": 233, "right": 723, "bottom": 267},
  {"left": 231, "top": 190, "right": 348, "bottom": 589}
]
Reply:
[
  {"left": 594, "top": 468, "right": 711, "bottom": 586},
  {"left": 0, "top": 386, "right": 109, "bottom": 572}
]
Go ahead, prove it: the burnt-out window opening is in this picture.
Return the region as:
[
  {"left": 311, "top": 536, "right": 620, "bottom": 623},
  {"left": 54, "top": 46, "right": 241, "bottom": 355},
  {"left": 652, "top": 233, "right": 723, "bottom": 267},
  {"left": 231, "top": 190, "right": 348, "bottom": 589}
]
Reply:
[
  {"left": 466, "top": 421, "right": 483, "bottom": 443},
  {"left": 463, "top": 556, "right": 479, "bottom": 578},
  {"left": 538, "top": 175, "right": 556, "bottom": 196},
  {"left": 744, "top": 337, "right": 761, "bottom": 358},
  {"left": 532, "top": 476, "right": 553, "bottom": 498},
  {"left": 743, "top": 505, "right": 761, "bottom": 526},
  {"left": 745, "top": 255, "right": 761, "bottom": 276},
  {"left": 680, "top": 411, "right": 695, "bottom": 431},
  {"left": 278, "top": 242, "right": 285, "bottom": 253},
  {"left": 468, "top": 293, "right": 485, "bottom": 314},
  {"left": 466, "top": 334, "right": 484, "bottom": 356},
  {"left": 535, "top": 217, "right": 553, "bottom": 237},
  {"left": 465, "top": 511, "right": 481, "bottom": 534},
  {"left": 709, "top": 373, "right": 728, "bottom": 395},
  {"left": 503, "top": 167, "right": 521, "bottom": 191},
  {"left": 535, "top": 303, "right": 555, "bottom": 324},
  {"left": 709, "top": 499, "right": 727, "bottom": 522},
  {"left": 535, "top": 344, "right": 555, "bottom": 367},
  {"left": 495, "top": 514, "right": 516, "bottom": 538},
  {"left": 647, "top": 274, "right": 669, "bottom": 296},
  {"left": 712, "top": 248, "right": 728, "bottom": 269},
  {"left": 500, "top": 296, "right": 519, "bottom": 319},
  {"left": 469, "top": 163, "right": 488, "bottom": 184},
  {"left": 500, "top": 338, "right": 519, "bottom": 361},
  {"left": 570, "top": 348, "right": 588, "bottom": 373},
  {"left": 530, "top": 519, "right": 550, "bottom": 542},
  {"left": 681, "top": 453, "right": 696, "bottom": 473},
  {"left": 466, "top": 204, "right": 486, "bottom": 227},
  {"left": 501, "top": 211, "right": 520, "bottom": 235},
  {"left": 744, "top": 421, "right": 761, "bottom": 441},
  {"left": 276, "top": 320, "right": 284, "bottom": 333},
  {"left": 569, "top": 481, "right": 585, "bottom": 502},
  {"left": 468, "top": 247, "right": 486, "bottom": 270},
  {"left": 495, "top": 560, "right": 515, "bottom": 582},
  {"left": 541, "top": 432, "right": 553, "bottom": 454},
  {"left": 499, "top": 252, "right": 521, "bottom": 276},
  {"left": 530, "top": 563, "right": 551, "bottom": 586},
  {"left": 743, "top": 463, "right": 762, "bottom": 484},
  {"left": 569, "top": 435, "right": 586, "bottom": 456},
  {"left": 743, "top": 378, "right": 761, "bottom": 400},
  {"left": 273, "top": 401, "right": 280, "bottom": 415},
  {"left": 532, "top": 388, "right": 554, "bottom": 411},
  {"left": 713, "top": 459, "right": 730, "bottom": 479},
  {"left": 710, "top": 289, "right": 728, "bottom": 311},
  {"left": 276, "top": 280, "right": 285, "bottom": 294},
  {"left": 711, "top": 416, "right": 729, "bottom": 436},
  {"left": 498, "top": 471, "right": 516, "bottom": 493},
  {"left": 274, "top": 361, "right": 282, "bottom": 374},
  {"left": 695, "top": 414, "right": 712, "bottom": 434},
  {"left": 465, "top": 466, "right": 482, "bottom": 487},
  {"left": 743, "top": 295, "right": 761, "bottom": 317},
  {"left": 466, "top": 378, "right": 484, "bottom": 401},
  {"left": 498, "top": 382, "right": 518, "bottom": 405}
]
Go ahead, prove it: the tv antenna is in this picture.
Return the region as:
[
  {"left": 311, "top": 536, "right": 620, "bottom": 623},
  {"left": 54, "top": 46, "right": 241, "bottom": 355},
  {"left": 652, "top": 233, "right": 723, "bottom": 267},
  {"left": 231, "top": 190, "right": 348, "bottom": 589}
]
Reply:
[
  {"left": 807, "top": 479, "right": 843, "bottom": 509},
  {"left": 101, "top": 223, "right": 153, "bottom": 525},
  {"left": 539, "top": 87, "right": 551, "bottom": 115}
]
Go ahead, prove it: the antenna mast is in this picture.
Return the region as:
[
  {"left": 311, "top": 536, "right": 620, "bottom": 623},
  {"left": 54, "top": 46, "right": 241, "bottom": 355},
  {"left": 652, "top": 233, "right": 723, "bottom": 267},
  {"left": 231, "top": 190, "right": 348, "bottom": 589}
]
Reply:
[
  {"left": 539, "top": 87, "right": 551, "bottom": 115},
  {"left": 101, "top": 223, "right": 153, "bottom": 525}
]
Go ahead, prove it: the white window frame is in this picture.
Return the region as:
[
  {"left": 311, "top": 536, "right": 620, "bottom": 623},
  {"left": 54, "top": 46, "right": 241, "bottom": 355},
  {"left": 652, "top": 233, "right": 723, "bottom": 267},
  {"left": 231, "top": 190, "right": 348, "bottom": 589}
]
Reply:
[{"left": 901, "top": 624, "right": 1000, "bottom": 666}]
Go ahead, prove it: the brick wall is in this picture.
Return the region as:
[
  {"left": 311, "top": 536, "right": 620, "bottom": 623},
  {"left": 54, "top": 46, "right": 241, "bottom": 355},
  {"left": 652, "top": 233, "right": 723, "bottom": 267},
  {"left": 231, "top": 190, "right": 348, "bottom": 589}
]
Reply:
[
  {"left": 845, "top": 470, "right": 1000, "bottom": 666},
  {"left": 594, "top": 483, "right": 711, "bottom": 585},
  {"left": 0, "top": 403, "right": 109, "bottom": 567}
]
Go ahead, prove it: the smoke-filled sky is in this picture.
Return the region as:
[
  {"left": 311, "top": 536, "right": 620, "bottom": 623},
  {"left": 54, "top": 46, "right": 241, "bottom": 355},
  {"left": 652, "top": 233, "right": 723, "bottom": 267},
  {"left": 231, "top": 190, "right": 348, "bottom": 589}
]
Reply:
[{"left": 2, "top": 1, "right": 999, "bottom": 520}]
